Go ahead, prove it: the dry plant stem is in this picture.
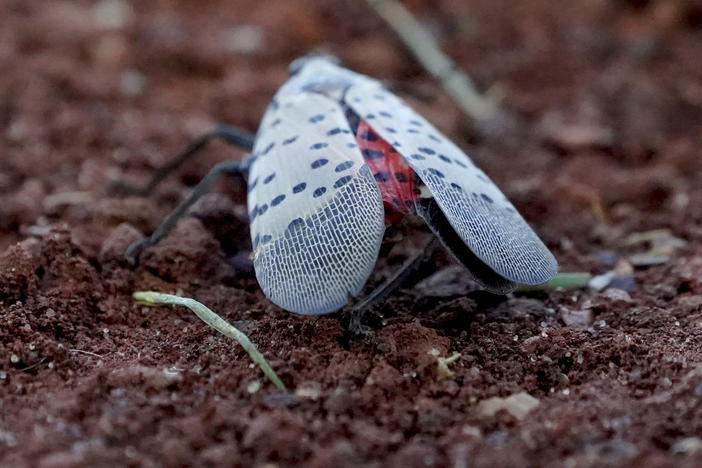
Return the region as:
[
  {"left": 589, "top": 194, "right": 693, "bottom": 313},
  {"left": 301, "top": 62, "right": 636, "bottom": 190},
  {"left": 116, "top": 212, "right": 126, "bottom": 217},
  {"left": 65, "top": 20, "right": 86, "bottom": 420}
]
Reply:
[
  {"left": 366, "top": 0, "right": 499, "bottom": 122},
  {"left": 133, "top": 291, "right": 287, "bottom": 392}
]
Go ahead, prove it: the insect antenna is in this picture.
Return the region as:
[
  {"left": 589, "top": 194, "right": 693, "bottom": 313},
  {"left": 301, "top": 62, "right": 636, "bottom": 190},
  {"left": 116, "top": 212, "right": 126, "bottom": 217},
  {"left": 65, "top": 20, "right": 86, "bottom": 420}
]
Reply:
[
  {"left": 113, "top": 125, "right": 255, "bottom": 197},
  {"left": 120, "top": 125, "right": 256, "bottom": 263}
]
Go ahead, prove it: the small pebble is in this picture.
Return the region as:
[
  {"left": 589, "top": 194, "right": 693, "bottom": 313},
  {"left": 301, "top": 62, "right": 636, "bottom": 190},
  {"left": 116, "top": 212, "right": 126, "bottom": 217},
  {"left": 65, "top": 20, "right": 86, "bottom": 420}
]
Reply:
[
  {"left": 476, "top": 392, "right": 540, "bottom": 420},
  {"left": 670, "top": 437, "right": 702, "bottom": 454},
  {"left": 220, "top": 25, "right": 265, "bottom": 54},
  {"left": 92, "top": 0, "right": 134, "bottom": 30},
  {"left": 120, "top": 70, "right": 147, "bottom": 98},
  {"left": 628, "top": 253, "right": 669, "bottom": 267},
  {"left": 247, "top": 381, "right": 261, "bottom": 394},
  {"left": 560, "top": 307, "right": 593, "bottom": 328}
]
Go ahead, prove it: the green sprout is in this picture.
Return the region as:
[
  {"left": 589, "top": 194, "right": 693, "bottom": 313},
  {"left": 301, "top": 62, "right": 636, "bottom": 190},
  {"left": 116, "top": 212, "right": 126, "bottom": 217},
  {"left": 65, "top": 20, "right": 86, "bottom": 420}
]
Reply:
[
  {"left": 515, "top": 272, "right": 593, "bottom": 292},
  {"left": 133, "top": 291, "right": 287, "bottom": 392}
]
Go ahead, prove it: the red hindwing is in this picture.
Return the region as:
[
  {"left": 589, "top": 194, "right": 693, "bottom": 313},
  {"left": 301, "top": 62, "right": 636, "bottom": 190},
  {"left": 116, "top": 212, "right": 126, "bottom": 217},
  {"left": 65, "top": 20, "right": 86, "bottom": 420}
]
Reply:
[{"left": 355, "top": 120, "right": 417, "bottom": 224}]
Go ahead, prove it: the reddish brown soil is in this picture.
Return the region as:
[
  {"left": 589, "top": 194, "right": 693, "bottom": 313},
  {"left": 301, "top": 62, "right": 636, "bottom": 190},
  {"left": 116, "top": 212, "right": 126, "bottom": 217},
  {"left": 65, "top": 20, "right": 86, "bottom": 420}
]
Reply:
[{"left": 2, "top": 0, "right": 702, "bottom": 466}]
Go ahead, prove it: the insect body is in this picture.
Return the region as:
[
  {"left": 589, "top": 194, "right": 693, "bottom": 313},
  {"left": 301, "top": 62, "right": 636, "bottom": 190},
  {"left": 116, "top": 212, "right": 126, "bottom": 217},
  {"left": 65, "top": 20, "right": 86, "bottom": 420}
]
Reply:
[
  {"left": 246, "top": 56, "right": 557, "bottom": 315},
  {"left": 353, "top": 120, "right": 417, "bottom": 224}
]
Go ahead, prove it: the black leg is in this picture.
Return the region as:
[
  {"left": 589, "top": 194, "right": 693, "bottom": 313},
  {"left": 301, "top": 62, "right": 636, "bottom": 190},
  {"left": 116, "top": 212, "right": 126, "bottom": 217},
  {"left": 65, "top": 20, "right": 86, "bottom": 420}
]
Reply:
[
  {"left": 116, "top": 125, "right": 256, "bottom": 197},
  {"left": 345, "top": 236, "right": 439, "bottom": 336},
  {"left": 126, "top": 159, "right": 247, "bottom": 263},
  {"left": 415, "top": 197, "right": 516, "bottom": 294}
]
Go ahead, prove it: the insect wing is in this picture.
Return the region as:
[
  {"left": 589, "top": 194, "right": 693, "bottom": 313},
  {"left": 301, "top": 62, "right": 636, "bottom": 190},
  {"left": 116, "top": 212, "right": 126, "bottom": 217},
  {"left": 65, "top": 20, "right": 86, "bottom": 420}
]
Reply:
[
  {"left": 248, "top": 92, "right": 385, "bottom": 314},
  {"left": 345, "top": 80, "right": 557, "bottom": 285}
]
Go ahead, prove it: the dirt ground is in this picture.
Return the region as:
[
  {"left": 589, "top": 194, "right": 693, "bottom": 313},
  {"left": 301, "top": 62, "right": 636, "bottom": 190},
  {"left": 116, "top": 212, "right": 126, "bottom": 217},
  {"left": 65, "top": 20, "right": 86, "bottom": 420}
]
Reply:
[{"left": 1, "top": 0, "right": 702, "bottom": 466}]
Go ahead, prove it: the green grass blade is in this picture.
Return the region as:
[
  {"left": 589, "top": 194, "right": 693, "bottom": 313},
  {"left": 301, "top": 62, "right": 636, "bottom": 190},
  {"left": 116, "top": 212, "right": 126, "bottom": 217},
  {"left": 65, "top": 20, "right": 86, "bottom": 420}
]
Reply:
[
  {"left": 515, "top": 272, "right": 592, "bottom": 292},
  {"left": 133, "top": 291, "right": 287, "bottom": 392}
]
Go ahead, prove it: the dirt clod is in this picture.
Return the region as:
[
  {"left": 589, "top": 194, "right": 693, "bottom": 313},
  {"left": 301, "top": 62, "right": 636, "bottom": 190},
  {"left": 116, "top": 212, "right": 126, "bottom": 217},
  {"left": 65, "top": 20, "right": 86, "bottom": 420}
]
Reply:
[{"left": 476, "top": 392, "right": 540, "bottom": 420}]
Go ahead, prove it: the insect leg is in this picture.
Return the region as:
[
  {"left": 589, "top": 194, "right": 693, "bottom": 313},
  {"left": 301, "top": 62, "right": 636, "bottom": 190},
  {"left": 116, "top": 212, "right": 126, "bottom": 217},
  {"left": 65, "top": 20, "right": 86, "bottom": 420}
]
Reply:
[
  {"left": 415, "top": 198, "right": 516, "bottom": 294},
  {"left": 345, "top": 236, "right": 439, "bottom": 336},
  {"left": 125, "top": 159, "right": 246, "bottom": 264},
  {"left": 116, "top": 125, "right": 256, "bottom": 196}
]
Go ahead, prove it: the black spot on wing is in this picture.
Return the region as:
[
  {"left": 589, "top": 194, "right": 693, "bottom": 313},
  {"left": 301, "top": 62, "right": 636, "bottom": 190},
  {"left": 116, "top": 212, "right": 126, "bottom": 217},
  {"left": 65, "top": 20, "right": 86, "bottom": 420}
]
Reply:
[
  {"left": 427, "top": 168, "right": 445, "bottom": 178},
  {"left": 362, "top": 149, "right": 383, "bottom": 160},
  {"left": 309, "top": 114, "right": 325, "bottom": 123},
  {"left": 311, "top": 158, "right": 328, "bottom": 169},
  {"left": 313, "top": 187, "right": 327, "bottom": 198},
  {"left": 310, "top": 142, "right": 328, "bottom": 150},
  {"left": 293, "top": 182, "right": 307, "bottom": 193},
  {"left": 359, "top": 130, "right": 378, "bottom": 141},
  {"left": 282, "top": 136, "right": 298, "bottom": 145},
  {"left": 335, "top": 161, "right": 354, "bottom": 172},
  {"left": 271, "top": 194, "right": 286, "bottom": 207},
  {"left": 262, "top": 142, "right": 275, "bottom": 155},
  {"left": 374, "top": 171, "right": 390, "bottom": 182},
  {"left": 394, "top": 172, "right": 408, "bottom": 183},
  {"left": 334, "top": 175, "right": 352, "bottom": 188},
  {"left": 263, "top": 173, "right": 276, "bottom": 184}
]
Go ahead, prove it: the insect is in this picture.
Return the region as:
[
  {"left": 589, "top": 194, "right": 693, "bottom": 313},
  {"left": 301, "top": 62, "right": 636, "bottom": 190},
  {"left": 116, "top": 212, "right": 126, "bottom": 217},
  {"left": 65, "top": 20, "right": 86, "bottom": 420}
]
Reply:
[{"left": 126, "top": 55, "right": 558, "bottom": 316}]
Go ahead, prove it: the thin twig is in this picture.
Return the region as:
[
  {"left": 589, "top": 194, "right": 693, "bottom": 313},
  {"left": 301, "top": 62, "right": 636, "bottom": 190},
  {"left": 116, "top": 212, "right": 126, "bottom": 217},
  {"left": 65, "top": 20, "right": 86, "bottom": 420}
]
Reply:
[
  {"left": 69, "top": 349, "right": 104, "bottom": 359},
  {"left": 133, "top": 291, "right": 287, "bottom": 392},
  {"left": 19, "top": 357, "right": 47, "bottom": 372},
  {"left": 366, "top": 0, "right": 499, "bottom": 122}
]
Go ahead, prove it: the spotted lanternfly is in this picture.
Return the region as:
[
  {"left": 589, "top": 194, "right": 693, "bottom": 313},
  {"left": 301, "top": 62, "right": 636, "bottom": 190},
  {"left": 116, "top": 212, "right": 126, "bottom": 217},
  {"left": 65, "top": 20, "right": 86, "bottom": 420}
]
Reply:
[{"left": 242, "top": 56, "right": 558, "bottom": 314}]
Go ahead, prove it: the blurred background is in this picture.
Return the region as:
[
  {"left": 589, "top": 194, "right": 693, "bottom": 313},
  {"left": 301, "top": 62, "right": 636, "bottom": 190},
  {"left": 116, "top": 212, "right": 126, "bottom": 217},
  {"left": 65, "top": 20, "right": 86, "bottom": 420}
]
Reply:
[{"left": 1, "top": 0, "right": 701, "bottom": 262}]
